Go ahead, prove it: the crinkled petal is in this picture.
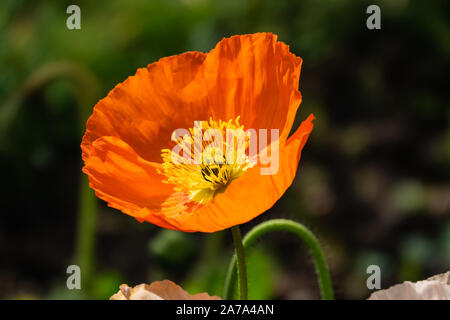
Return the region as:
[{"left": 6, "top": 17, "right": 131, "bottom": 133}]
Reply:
[
  {"left": 83, "top": 136, "right": 178, "bottom": 229},
  {"left": 82, "top": 51, "right": 209, "bottom": 163},
  {"left": 199, "top": 33, "right": 302, "bottom": 144}
]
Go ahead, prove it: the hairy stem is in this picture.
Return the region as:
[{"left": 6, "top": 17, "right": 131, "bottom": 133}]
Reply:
[
  {"left": 223, "top": 219, "right": 334, "bottom": 300},
  {"left": 231, "top": 226, "right": 248, "bottom": 300}
]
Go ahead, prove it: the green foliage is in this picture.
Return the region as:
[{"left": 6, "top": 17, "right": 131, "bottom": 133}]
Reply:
[
  {"left": 91, "top": 271, "right": 124, "bottom": 300},
  {"left": 1, "top": 0, "right": 449, "bottom": 300},
  {"left": 231, "top": 247, "right": 277, "bottom": 300},
  {"left": 149, "top": 229, "right": 196, "bottom": 266}
]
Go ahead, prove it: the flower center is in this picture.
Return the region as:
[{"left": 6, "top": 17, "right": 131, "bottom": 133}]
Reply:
[{"left": 160, "top": 117, "right": 255, "bottom": 204}]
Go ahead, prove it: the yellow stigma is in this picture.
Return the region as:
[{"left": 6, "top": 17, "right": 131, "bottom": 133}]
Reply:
[{"left": 160, "top": 117, "right": 255, "bottom": 204}]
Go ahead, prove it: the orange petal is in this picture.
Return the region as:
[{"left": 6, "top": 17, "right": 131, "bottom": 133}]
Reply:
[
  {"left": 81, "top": 51, "right": 210, "bottom": 163},
  {"left": 83, "top": 34, "right": 302, "bottom": 165},
  {"left": 200, "top": 33, "right": 302, "bottom": 144},
  {"left": 83, "top": 136, "right": 178, "bottom": 229},
  {"left": 161, "top": 114, "right": 315, "bottom": 232}
]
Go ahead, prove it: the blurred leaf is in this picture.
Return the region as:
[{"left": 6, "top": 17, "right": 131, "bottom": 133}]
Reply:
[
  {"left": 231, "top": 247, "right": 277, "bottom": 300},
  {"left": 392, "top": 180, "right": 426, "bottom": 214},
  {"left": 91, "top": 271, "right": 124, "bottom": 300},
  {"left": 183, "top": 256, "right": 227, "bottom": 298},
  {"left": 399, "top": 233, "right": 434, "bottom": 265},
  {"left": 149, "top": 229, "right": 196, "bottom": 266},
  {"left": 397, "top": 260, "right": 422, "bottom": 283},
  {"left": 183, "top": 232, "right": 225, "bottom": 297}
]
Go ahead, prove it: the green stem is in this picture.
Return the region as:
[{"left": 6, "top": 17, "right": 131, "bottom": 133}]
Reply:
[
  {"left": 223, "top": 219, "right": 334, "bottom": 300},
  {"left": 76, "top": 174, "right": 97, "bottom": 291},
  {"left": 231, "top": 226, "right": 248, "bottom": 300}
]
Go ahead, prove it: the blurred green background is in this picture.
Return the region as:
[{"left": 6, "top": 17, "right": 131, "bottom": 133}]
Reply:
[{"left": 1, "top": 0, "right": 449, "bottom": 299}]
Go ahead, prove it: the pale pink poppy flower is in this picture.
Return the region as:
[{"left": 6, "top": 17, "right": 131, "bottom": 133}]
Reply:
[
  {"left": 110, "top": 280, "right": 221, "bottom": 300},
  {"left": 368, "top": 272, "right": 450, "bottom": 300}
]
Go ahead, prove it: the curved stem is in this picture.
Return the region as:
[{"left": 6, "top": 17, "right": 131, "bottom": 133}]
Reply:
[
  {"left": 231, "top": 226, "right": 248, "bottom": 300},
  {"left": 223, "top": 219, "right": 334, "bottom": 300}
]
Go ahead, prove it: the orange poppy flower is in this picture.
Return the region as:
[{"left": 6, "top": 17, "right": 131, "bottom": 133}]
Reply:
[{"left": 81, "top": 33, "right": 314, "bottom": 233}]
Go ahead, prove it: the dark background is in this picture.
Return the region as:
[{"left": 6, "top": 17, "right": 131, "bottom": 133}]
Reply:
[{"left": 0, "top": 0, "right": 449, "bottom": 299}]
